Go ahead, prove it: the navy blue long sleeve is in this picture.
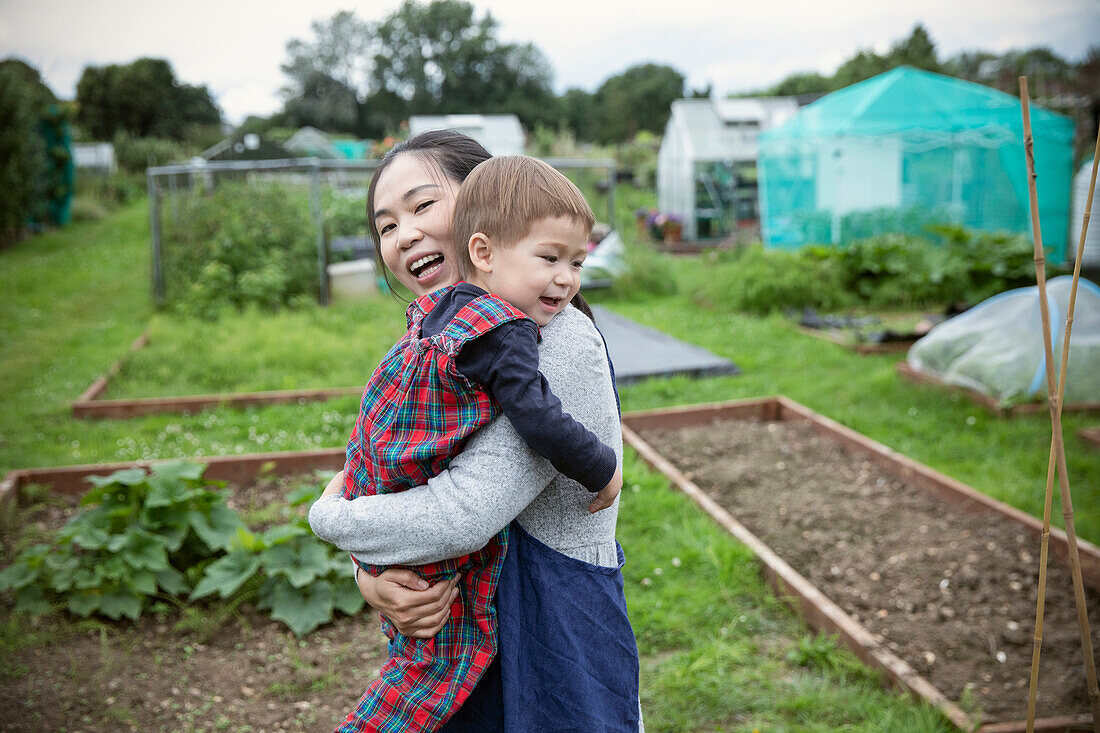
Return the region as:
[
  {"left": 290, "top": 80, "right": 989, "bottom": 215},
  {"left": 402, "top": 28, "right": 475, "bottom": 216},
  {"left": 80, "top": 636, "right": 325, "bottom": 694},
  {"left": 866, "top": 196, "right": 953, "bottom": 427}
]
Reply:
[{"left": 423, "top": 284, "right": 617, "bottom": 492}]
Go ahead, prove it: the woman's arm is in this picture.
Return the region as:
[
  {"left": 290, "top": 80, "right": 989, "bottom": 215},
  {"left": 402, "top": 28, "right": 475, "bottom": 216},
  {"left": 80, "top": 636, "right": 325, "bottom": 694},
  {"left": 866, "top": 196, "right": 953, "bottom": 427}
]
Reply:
[
  {"left": 308, "top": 306, "right": 615, "bottom": 566},
  {"left": 309, "top": 418, "right": 558, "bottom": 565}
]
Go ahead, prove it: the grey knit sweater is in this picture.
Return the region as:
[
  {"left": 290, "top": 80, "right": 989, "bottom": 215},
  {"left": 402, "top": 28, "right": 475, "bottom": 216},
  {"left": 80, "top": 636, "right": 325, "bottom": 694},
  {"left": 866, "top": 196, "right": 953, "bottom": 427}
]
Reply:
[{"left": 308, "top": 304, "right": 624, "bottom": 568}]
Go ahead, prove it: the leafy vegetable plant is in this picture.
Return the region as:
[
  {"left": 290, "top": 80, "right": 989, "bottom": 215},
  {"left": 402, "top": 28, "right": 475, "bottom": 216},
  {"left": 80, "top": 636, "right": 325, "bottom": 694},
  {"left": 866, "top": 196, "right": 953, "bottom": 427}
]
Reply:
[{"left": 0, "top": 462, "right": 364, "bottom": 636}]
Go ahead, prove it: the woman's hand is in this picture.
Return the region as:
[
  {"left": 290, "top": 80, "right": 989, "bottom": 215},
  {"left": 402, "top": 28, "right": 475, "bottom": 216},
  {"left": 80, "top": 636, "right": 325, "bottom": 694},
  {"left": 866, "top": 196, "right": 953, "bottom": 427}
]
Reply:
[{"left": 357, "top": 567, "right": 460, "bottom": 638}]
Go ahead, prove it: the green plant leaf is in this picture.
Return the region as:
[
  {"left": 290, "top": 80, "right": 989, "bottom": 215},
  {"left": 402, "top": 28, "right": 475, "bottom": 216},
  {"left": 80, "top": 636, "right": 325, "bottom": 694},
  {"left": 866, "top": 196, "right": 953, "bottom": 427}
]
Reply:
[
  {"left": 260, "top": 523, "right": 307, "bottom": 547},
  {"left": 98, "top": 588, "right": 143, "bottom": 620},
  {"left": 86, "top": 467, "right": 147, "bottom": 488},
  {"left": 262, "top": 541, "right": 329, "bottom": 588},
  {"left": 286, "top": 483, "right": 320, "bottom": 507},
  {"left": 189, "top": 505, "right": 243, "bottom": 552},
  {"left": 70, "top": 524, "right": 111, "bottom": 550},
  {"left": 190, "top": 551, "right": 261, "bottom": 600},
  {"left": 127, "top": 570, "right": 158, "bottom": 595},
  {"left": 68, "top": 591, "right": 99, "bottom": 617},
  {"left": 333, "top": 579, "right": 366, "bottom": 616},
  {"left": 150, "top": 461, "right": 206, "bottom": 483},
  {"left": 143, "top": 473, "right": 192, "bottom": 508},
  {"left": 0, "top": 559, "right": 40, "bottom": 591},
  {"left": 154, "top": 566, "right": 189, "bottom": 595},
  {"left": 121, "top": 530, "right": 170, "bottom": 571},
  {"left": 71, "top": 566, "right": 101, "bottom": 590},
  {"left": 266, "top": 577, "right": 334, "bottom": 637},
  {"left": 14, "top": 585, "right": 50, "bottom": 615}
]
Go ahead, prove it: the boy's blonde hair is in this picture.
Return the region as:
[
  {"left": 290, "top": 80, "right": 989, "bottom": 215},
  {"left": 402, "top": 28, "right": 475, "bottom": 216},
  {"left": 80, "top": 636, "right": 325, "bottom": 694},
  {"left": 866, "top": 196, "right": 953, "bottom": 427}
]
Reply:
[{"left": 452, "top": 156, "right": 596, "bottom": 278}]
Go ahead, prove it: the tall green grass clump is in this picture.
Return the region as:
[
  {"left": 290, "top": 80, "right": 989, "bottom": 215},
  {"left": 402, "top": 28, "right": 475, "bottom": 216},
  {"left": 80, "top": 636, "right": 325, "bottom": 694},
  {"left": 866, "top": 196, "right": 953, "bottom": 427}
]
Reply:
[{"left": 610, "top": 242, "right": 680, "bottom": 300}]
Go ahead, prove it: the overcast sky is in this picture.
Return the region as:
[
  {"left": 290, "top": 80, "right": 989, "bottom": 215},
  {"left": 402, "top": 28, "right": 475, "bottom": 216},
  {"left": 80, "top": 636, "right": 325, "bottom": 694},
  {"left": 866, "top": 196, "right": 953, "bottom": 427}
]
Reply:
[{"left": 2, "top": 0, "right": 1098, "bottom": 124}]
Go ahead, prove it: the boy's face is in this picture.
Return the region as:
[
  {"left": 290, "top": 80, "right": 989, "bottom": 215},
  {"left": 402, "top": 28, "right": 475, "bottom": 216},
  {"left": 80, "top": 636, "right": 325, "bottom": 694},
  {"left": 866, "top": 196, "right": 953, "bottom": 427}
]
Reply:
[{"left": 476, "top": 215, "right": 589, "bottom": 327}]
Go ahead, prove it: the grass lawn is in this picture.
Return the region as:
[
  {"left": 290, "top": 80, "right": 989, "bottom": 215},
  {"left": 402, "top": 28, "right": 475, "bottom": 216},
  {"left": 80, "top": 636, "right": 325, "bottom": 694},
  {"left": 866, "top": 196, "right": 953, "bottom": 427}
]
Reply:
[{"left": 2, "top": 199, "right": 1094, "bottom": 729}]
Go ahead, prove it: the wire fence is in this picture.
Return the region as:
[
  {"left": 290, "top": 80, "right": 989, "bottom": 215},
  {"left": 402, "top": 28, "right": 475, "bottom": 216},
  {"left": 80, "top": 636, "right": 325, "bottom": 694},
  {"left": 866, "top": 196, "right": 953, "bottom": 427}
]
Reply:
[{"left": 145, "top": 157, "right": 616, "bottom": 310}]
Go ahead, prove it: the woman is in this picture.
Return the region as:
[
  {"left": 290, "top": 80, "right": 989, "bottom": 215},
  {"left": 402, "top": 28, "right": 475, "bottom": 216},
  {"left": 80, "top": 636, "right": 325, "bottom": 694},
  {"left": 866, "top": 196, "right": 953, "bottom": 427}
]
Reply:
[{"left": 309, "top": 130, "right": 641, "bottom": 732}]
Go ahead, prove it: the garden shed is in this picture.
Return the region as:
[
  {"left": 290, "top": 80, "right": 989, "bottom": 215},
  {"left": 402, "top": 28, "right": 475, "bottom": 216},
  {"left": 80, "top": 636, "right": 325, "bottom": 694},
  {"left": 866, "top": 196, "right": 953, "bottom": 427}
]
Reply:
[
  {"left": 757, "top": 67, "right": 1075, "bottom": 263},
  {"left": 283, "top": 126, "right": 342, "bottom": 159},
  {"left": 408, "top": 114, "right": 525, "bottom": 156},
  {"left": 657, "top": 97, "right": 800, "bottom": 241}
]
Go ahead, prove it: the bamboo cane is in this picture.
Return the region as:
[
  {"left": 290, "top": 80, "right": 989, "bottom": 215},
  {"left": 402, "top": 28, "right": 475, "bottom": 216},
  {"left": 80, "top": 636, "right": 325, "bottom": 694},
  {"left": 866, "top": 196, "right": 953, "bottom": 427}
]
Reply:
[
  {"left": 1019, "top": 77, "right": 1100, "bottom": 733},
  {"left": 1025, "top": 117, "right": 1100, "bottom": 731}
]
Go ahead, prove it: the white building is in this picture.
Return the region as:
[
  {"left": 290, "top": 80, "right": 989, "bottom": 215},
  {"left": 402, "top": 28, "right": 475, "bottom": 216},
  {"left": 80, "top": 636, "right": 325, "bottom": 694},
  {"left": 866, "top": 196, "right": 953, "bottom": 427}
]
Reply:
[
  {"left": 72, "top": 142, "right": 116, "bottom": 174},
  {"left": 657, "top": 97, "right": 799, "bottom": 241},
  {"left": 408, "top": 114, "right": 525, "bottom": 157}
]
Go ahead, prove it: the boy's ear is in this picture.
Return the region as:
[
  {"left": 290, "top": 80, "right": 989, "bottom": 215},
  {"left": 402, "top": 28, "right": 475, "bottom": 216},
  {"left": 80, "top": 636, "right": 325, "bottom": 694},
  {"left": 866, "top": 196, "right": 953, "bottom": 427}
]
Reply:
[{"left": 467, "top": 233, "right": 494, "bottom": 274}]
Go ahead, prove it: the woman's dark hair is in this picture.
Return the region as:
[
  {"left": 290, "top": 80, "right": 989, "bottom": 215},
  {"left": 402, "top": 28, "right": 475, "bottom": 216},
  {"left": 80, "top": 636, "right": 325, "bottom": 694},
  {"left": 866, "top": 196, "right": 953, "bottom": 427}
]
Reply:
[{"left": 365, "top": 128, "right": 594, "bottom": 321}]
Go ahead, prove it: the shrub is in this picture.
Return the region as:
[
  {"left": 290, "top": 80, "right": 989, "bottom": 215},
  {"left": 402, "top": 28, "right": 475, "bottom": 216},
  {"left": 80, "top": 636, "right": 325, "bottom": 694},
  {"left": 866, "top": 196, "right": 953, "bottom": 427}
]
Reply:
[
  {"left": 113, "top": 133, "right": 186, "bottom": 173},
  {"left": 610, "top": 242, "right": 679, "bottom": 300},
  {"left": 162, "top": 182, "right": 317, "bottom": 317},
  {"left": 834, "top": 227, "right": 1040, "bottom": 308},
  {"left": 694, "top": 246, "right": 853, "bottom": 314},
  {"left": 834, "top": 233, "right": 967, "bottom": 306}
]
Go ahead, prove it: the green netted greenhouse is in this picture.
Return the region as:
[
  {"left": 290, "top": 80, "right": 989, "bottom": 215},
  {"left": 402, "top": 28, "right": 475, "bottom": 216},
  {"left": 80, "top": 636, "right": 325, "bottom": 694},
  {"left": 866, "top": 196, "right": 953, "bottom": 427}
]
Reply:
[{"left": 758, "top": 67, "right": 1075, "bottom": 263}]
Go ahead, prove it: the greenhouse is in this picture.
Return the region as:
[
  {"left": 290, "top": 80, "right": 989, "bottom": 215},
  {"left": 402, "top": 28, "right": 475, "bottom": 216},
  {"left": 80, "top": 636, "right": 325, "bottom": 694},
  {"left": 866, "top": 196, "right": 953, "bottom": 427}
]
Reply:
[
  {"left": 758, "top": 67, "right": 1075, "bottom": 263},
  {"left": 657, "top": 97, "right": 800, "bottom": 241}
]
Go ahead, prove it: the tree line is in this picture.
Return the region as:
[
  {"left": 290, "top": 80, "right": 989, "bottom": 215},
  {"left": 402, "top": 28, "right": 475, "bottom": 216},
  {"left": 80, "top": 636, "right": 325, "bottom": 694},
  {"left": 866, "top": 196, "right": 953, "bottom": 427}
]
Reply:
[{"left": 263, "top": 2, "right": 689, "bottom": 145}]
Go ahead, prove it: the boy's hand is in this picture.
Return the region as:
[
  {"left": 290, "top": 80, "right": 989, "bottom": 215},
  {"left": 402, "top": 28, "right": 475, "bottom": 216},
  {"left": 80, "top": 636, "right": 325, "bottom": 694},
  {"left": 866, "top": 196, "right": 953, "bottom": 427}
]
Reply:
[
  {"left": 588, "top": 465, "right": 622, "bottom": 514},
  {"left": 320, "top": 470, "right": 344, "bottom": 498}
]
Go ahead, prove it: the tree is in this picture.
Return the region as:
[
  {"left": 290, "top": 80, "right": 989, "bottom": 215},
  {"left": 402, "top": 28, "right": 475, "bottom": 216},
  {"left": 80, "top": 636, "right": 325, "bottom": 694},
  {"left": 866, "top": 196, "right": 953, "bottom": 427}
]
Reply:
[
  {"left": 887, "top": 24, "right": 939, "bottom": 72},
  {"left": 282, "top": 71, "right": 361, "bottom": 134},
  {"left": 591, "top": 63, "right": 685, "bottom": 144},
  {"left": 369, "top": 0, "right": 556, "bottom": 130},
  {"left": 767, "top": 71, "right": 831, "bottom": 96},
  {"left": 0, "top": 63, "right": 47, "bottom": 242},
  {"left": 558, "top": 88, "right": 596, "bottom": 141},
  {"left": 75, "top": 58, "right": 221, "bottom": 140},
  {"left": 281, "top": 10, "right": 373, "bottom": 96}
]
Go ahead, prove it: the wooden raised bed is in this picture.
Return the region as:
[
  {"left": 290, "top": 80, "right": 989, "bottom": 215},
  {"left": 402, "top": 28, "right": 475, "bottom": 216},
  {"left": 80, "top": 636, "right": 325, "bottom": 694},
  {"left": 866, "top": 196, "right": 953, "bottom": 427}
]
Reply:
[
  {"left": 0, "top": 449, "right": 345, "bottom": 506},
  {"left": 621, "top": 396, "right": 1098, "bottom": 733},
  {"left": 896, "top": 361, "right": 1100, "bottom": 418},
  {"left": 70, "top": 332, "right": 363, "bottom": 419}
]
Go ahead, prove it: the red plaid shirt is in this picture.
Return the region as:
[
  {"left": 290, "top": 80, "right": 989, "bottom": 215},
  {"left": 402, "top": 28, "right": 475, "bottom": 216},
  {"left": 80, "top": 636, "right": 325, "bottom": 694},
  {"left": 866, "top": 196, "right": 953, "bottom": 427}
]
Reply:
[{"left": 339, "top": 286, "right": 529, "bottom": 733}]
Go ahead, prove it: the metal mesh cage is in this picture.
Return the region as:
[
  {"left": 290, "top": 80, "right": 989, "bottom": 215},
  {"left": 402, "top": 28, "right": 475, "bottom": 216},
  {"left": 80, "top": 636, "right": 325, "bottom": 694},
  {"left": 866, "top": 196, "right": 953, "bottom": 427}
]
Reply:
[{"left": 758, "top": 67, "right": 1075, "bottom": 263}]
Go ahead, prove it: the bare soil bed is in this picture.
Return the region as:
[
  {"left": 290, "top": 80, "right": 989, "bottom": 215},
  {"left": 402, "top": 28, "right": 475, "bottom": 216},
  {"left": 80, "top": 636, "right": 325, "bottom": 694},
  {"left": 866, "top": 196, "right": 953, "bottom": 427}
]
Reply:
[
  {"left": 638, "top": 417, "right": 1100, "bottom": 723},
  {"left": 0, "top": 475, "right": 390, "bottom": 732}
]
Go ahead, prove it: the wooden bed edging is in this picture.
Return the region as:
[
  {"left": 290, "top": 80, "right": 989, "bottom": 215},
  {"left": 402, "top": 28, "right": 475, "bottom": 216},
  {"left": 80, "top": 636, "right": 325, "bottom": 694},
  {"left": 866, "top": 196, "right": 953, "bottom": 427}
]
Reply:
[
  {"left": 797, "top": 326, "right": 916, "bottom": 355},
  {"left": 72, "top": 386, "right": 364, "bottom": 419},
  {"left": 0, "top": 448, "right": 346, "bottom": 507},
  {"left": 620, "top": 396, "right": 1096, "bottom": 732},
  {"left": 69, "top": 330, "right": 365, "bottom": 419},
  {"left": 74, "top": 331, "right": 150, "bottom": 405},
  {"left": 896, "top": 361, "right": 1100, "bottom": 418}
]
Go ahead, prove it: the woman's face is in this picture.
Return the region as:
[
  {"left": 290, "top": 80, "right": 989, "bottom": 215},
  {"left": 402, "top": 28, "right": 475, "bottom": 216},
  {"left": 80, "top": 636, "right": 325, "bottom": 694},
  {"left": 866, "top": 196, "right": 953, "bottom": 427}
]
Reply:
[{"left": 372, "top": 154, "right": 461, "bottom": 296}]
